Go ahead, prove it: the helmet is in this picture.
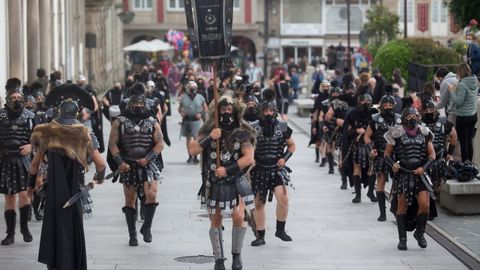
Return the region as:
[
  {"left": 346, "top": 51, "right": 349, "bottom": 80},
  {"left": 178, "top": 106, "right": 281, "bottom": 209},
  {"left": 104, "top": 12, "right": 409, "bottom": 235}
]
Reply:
[
  {"left": 56, "top": 99, "right": 80, "bottom": 125},
  {"left": 420, "top": 98, "right": 438, "bottom": 124},
  {"left": 259, "top": 100, "right": 278, "bottom": 119},
  {"left": 357, "top": 93, "right": 372, "bottom": 111},
  {"left": 379, "top": 94, "right": 396, "bottom": 114},
  {"left": 401, "top": 107, "right": 419, "bottom": 127}
]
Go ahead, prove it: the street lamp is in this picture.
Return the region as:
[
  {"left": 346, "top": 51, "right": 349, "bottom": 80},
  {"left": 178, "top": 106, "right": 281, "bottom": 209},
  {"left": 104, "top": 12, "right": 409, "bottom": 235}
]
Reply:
[
  {"left": 404, "top": 0, "right": 407, "bottom": 38},
  {"left": 346, "top": 0, "right": 352, "bottom": 70}
]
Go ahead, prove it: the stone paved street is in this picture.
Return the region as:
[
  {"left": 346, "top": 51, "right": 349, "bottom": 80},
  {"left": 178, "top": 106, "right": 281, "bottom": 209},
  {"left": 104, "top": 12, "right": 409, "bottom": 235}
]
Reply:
[{"left": 0, "top": 106, "right": 470, "bottom": 270}]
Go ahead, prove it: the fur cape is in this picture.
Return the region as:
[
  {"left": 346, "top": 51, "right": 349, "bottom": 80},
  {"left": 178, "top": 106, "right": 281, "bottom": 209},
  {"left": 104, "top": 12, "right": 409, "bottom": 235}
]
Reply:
[
  {"left": 198, "top": 95, "right": 256, "bottom": 144},
  {"left": 30, "top": 120, "right": 94, "bottom": 170}
]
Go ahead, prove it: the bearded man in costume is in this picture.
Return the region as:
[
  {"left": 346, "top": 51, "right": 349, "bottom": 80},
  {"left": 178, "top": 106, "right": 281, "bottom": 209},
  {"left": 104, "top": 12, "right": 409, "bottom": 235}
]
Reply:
[
  {"left": 30, "top": 86, "right": 106, "bottom": 269},
  {"left": 364, "top": 93, "right": 401, "bottom": 221},
  {"left": 0, "top": 78, "right": 35, "bottom": 245},
  {"left": 249, "top": 99, "right": 296, "bottom": 247},
  {"left": 189, "top": 95, "right": 255, "bottom": 270},
  {"left": 109, "top": 91, "right": 164, "bottom": 247},
  {"left": 384, "top": 107, "right": 435, "bottom": 250}
]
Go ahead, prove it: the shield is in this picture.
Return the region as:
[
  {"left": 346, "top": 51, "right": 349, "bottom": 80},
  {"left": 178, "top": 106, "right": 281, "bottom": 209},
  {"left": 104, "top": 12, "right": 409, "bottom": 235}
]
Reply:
[{"left": 45, "top": 84, "right": 95, "bottom": 111}]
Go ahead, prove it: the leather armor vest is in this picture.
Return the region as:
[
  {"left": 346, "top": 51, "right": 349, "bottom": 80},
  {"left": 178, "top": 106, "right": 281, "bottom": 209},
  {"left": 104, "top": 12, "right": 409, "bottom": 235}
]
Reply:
[
  {"left": 394, "top": 130, "right": 428, "bottom": 170},
  {"left": 0, "top": 108, "right": 34, "bottom": 156},
  {"left": 426, "top": 120, "right": 447, "bottom": 155},
  {"left": 372, "top": 113, "right": 401, "bottom": 151},
  {"left": 118, "top": 116, "right": 156, "bottom": 160},
  {"left": 251, "top": 121, "right": 287, "bottom": 167}
]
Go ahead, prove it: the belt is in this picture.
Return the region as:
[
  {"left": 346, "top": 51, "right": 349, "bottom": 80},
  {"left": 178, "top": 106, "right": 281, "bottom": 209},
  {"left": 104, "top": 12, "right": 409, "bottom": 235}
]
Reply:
[{"left": 183, "top": 116, "right": 199, "bottom": 121}]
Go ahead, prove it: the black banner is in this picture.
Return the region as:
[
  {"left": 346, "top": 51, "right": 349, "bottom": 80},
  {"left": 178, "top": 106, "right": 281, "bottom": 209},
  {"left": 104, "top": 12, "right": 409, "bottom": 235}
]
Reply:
[{"left": 185, "top": 0, "right": 233, "bottom": 63}]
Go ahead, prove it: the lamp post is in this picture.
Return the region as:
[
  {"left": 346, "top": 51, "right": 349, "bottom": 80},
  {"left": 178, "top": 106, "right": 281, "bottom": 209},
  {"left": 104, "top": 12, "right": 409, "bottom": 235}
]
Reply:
[
  {"left": 346, "top": 0, "right": 352, "bottom": 70},
  {"left": 404, "top": 0, "right": 408, "bottom": 38},
  {"left": 263, "top": 0, "right": 270, "bottom": 82}
]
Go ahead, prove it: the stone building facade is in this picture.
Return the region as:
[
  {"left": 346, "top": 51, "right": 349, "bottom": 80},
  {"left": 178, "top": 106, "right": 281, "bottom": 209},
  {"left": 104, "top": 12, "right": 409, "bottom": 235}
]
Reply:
[{"left": 0, "top": 0, "right": 124, "bottom": 104}]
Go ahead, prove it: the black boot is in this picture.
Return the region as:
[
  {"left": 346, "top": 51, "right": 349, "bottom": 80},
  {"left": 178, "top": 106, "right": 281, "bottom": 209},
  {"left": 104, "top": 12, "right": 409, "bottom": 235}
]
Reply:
[
  {"left": 122, "top": 206, "right": 138, "bottom": 246},
  {"left": 140, "top": 203, "right": 158, "bottom": 243},
  {"left": 396, "top": 214, "right": 407, "bottom": 250},
  {"left": 366, "top": 175, "right": 378, "bottom": 202},
  {"left": 319, "top": 158, "right": 326, "bottom": 167},
  {"left": 352, "top": 176, "right": 361, "bottom": 203},
  {"left": 1, "top": 210, "right": 16, "bottom": 245},
  {"left": 314, "top": 148, "right": 319, "bottom": 163},
  {"left": 251, "top": 229, "right": 265, "bottom": 246},
  {"left": 275, "top": 220, "right": 292, "bottom": 241},
  {"left": 140, "top": 197, "right": 146, "bottom": 221},
  {"left": 327, "top": 153, "right": 335, "bottom": 174},
  {"left": 210, "top": 227, "right": 226, "bottom": 270},
  {"left": 414, "top": 213, "right": 428, "bottom": 248},
  {"left": 20, "top": 205, "right": 32, "bottom": 242},
  {"left": 232, "top": 253, "right": 243, "bottom": 270},
  {"left": 192, "top": 155, "right": 200, "bottom": 164},
  {"left": 33, "top": 192, "right": 43, "bottom": 221},
  {"left": 376, "top": 191, "right": 386, "bottom": 221},
  {"left": 340, "top": 174, "right": 348, "bottom": 190}
]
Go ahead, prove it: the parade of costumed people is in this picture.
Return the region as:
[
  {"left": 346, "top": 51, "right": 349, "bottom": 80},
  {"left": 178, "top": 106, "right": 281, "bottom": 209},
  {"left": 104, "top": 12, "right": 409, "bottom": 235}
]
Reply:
[{"left": 2, "top": 1, "right": 480, "bottom": 270}]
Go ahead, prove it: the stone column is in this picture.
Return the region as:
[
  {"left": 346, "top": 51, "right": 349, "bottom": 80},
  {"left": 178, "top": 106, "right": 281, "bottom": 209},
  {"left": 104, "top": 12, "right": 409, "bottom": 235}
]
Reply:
[
  {"left": 27, "top": 0, "right": 40, "bottom": 83},
  {"left": 39, "top": 0, "right": 51, "bottom": 72},
  {"left": 7, "top": 0, "right": 24, "bottom": 79}
]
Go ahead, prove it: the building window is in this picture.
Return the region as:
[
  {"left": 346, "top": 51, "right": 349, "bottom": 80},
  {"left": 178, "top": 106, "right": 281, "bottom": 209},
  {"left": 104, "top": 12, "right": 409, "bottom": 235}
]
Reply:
[
  {"left": 134, "top": 0, "right": 153, "bottom": 10},
  {"left": 432, "top": 0, "right": 447, "bottom": 23},
  {"left": 234, "top": 0, "right": 240, "bottom": 9},
  {"left": 325, "top": 0, "right": 373, "bottom": 4},
  {"left": 283, "top": 0, "right": 322, "bottom": 24},
  {"left": 399, "top": 0, "right": 413, "bottom": 23},
  {"left": 168, "top": 0, "right": 184, "bottom": 10}
]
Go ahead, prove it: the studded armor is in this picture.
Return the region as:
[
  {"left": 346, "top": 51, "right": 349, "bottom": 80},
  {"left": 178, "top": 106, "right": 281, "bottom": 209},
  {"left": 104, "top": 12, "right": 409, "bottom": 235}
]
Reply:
[
  {"left": 251, "top": 121, "right": 290, "bottom": 167},
  {"left": 385, "top": 126, "right": 431, "bottom": 170},
  {"left": 118, "top": 116, "right": 156, "bottom": 160},
  {"left": 423, "top": 118, "right": 450, "bottom": 156},
  {"left": 0, "top": 108, "right": 35, "bottom": 156},
  {"left": 371, "top": 113, "right": 401, "bottom": 152}
]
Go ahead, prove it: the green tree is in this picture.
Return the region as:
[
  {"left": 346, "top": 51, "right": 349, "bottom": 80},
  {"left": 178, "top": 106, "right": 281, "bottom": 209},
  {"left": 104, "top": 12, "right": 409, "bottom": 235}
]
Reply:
[
  {"left": 363, "top": 5, "right": 400, "bottom": 49},
  {"left": 447, "top": 0, "right": 480, "bottom": 28}
]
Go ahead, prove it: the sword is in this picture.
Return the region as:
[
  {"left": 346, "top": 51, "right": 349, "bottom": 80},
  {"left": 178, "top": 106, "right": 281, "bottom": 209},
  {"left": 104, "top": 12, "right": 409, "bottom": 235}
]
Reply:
[
  {"left": 245, "top": 209, "right": 259, "bottom": 238},
  {"left": 63, "top": 182, "right": 95, "bottom": 208}
]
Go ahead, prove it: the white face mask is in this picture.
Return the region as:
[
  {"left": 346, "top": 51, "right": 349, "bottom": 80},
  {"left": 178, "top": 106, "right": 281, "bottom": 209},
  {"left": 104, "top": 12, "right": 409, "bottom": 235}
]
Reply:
[{"left": 466, "top": 40, "right": 472, "bottom": 45}]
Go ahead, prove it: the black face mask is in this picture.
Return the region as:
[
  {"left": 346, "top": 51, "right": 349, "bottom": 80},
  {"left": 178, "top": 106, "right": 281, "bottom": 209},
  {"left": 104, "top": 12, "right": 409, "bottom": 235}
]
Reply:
[
  {"left": 406, "top": 118, "right": 418, "bottom": 129},
  {"left": 243, "top": 108, "right": 257, "bottom": 122},
  {"left": 382, "top": 108, "right": 395, "bottom": 119},
  {"left": 359, "top": 103, "right": 370, "bottom": 111},
  {"left": 220, "top": 112, "right": 234, "bottom": 125},
  {"left": 262, "top": 115, "right": 276, "bottom": 137},
  {"left": 423, "top": 113, "right": 437, "bottom": 124},
  {"left": 10, "top": 100, "right": 23, "bottom": 111}
]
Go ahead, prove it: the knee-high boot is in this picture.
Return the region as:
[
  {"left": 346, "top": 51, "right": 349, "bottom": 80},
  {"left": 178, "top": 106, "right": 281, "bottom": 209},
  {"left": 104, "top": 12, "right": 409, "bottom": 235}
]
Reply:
[
  {"left": 122, "top": 206, "right": 138, "bottom": 246},
  {"left": 326, "top": 153, "right": 335, "bottom": 174},
  {"left": 210, "top": 227, "right": 226, "bottom": 270},
  {"left": 232, "top": 226, "right": 246, "bottom": 270},
  {"left": 376, "top": 191, "right": 386, "bottom": 221},
  {"left": 314, "top": 148, "right": 319, "bottom": 163},
  {"left": 140, "top": 203, "right": 158, "bottom": 243},
  {"left": 1, "top": 210, "right": 16, "bottom": 245},
  {"left": 19, "top": 205, "right": 32, "bottom": 242},
  {"left": 352, "top": 176, "right": 361, "bottom": 203},
  {"left": 396, "top": 214, "right": 407, "bottom": 250},
  {"left": 414, "top": 213, "right": 428, "bottom": 248},
  {"left": 366, "top": 175, "right": 378, "bottom": 202}
]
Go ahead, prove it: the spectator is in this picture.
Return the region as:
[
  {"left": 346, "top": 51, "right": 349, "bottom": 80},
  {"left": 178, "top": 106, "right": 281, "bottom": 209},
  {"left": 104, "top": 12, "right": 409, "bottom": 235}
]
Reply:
[
  {"left": 34, "top": 68, "right": 49, "bottom": 95},
  {"left": 372, "top": 69, "right": 387, "bottom": 104},
  {"left": 449, "top": 63, "right": 478, "bottom": 161},
  {"left": 245, "top": 61, "right": 263, "bottom": 84},
  {"left": 387, "top": 85, "right": 403, "bottom": 114},
  {"left": 466, "top": 32, "right": 480, "bottom": 77},
  {"left": 327, "top": 45, "right": 336, "bottom": 70},
  {"left": 311, "top": 67, "right": 325, "bottom": 95},
  {"left": 273, "top": 73, "right": 291, "bottom": 121},
  {"left": 435, "top": 67, "right": 458, "bottom": 122},
  {"left": 392, "top": 68, "right": 406, "bottom": 97},
  {"left": 290, "top": 67, "right": 300, "bottom": 100}
]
